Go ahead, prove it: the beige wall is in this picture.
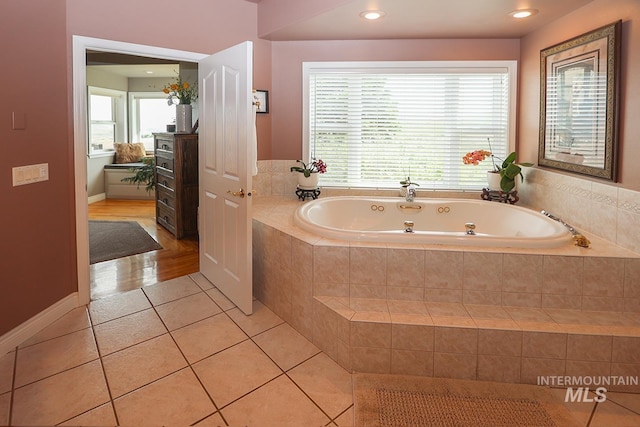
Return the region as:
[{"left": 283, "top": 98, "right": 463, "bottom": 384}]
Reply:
[
  {"left": 519, "top": 0, "right": 640, "bottom": 191},
  {"left": 270, "top": 38, "right": 520, "bottom": 159}
]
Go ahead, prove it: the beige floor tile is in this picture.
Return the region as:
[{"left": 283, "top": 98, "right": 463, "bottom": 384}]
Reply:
[
  {"left": 193, "top": 411, "right": 226, "bottom": 426},
  {"left": 93, "top": 308, "right": 167, "bottom": 356},
  {"left": 222, "top": 375, "right": 330, "bottom": 426},
  {"left": 143, "top": 276, "right": 202, "bottom": 306},
  {"left": 334, "top": 405, "right": 355, "bottom": 426},
  {"left": 193, "top": 339, "right": 282, "bottom": 408},
  {"left": 226, "top": 300, "right": 284, "bottom": 337},
  {"left": 205, "top": 287, "right": 236, "bottom": 311},
  {"left": 0, "top": 392, "right": 9, "bottom": 427},
  {"left": 590, "top": 399, "right": 640, "bottom": 427},
  {"left": 59, "top": 402, "right": 117, "bottom": 426},
  {"left": 114, "top": 368, "right": 216, "bottom": 426},
  {"left": 171, "top": 313, "right": 247, "bottom": 363},
  {"left": 89, "top": 289, "right": 151, "bottom": 325},
  {"left": 190, "top": 272, "right": 214, "bottom": 291},
  {"left": 156, "top": 292, "right": 222, "bottom": 331},
  {"left": 0, "top": 352, "right": 14, "bottom": 394},
  {"left": 102, "top": 334, "right": 187, "bottom": 398},
  {"left": 253, "top": 323, "right": 320, "bottom": 371},
  {"left": 21, "top": 306, "right": 91, "bottom": 347},
  {"left": 548, "top": 387, "right": 596, "bottom": 427},
  {"left": 605, "top": 391, "right": 640, "bottom": 414},
  {"left": 15, "top": 328, "right": 99, "bottom": 388},
  {"left": 12, "top": 360, "right": 110, "bottom": 426},
  {"left": 288, "top": 353, "right": 353, "bottom": 419}
]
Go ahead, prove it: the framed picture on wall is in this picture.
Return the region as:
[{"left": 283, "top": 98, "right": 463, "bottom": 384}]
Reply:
[
  {"left": 253, "top": 90, "right": 269, "bottom": 114},
  {"left": 538, "top": 21, "right": 621, "bottom": 181}
]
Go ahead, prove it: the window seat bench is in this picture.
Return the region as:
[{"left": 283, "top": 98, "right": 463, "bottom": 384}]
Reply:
[{"left": 104, "top": 162, "right": 154, "bottom": 200}]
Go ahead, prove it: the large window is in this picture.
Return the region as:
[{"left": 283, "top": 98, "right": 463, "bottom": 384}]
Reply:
[
  {"left": 129, "top": 92, "right": 176, "bottom": 150},
  {"left": 88, "top": 86, "right": 126, "bottom": 156},
  {"left": 303, "top": 61, "right": 517, "bottom": 190}
]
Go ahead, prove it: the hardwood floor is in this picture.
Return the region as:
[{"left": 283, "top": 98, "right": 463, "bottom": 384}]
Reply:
[{"left": 88, "top": 199, "right": 199, "bottom": 300}]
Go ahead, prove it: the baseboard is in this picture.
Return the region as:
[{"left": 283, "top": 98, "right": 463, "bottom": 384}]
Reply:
[
  {"left": 0, "top": 293, "right": 80, "bottom": 355},
  {"left": 88, "top": 193, "right": 106, "bottom": 204}
]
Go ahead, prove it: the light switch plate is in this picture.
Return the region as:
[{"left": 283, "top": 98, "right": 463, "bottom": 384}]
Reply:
[{"left": 12, "top": 163, "right": 48, "bottom": 186}]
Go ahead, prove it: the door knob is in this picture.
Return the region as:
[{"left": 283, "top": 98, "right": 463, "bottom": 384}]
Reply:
[{"left": 227, "top": 188, "right": 245, "bottom": 198}]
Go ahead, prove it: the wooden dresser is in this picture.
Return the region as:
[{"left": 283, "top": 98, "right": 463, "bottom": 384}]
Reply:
[{"left": 154, "top": 133, "right": 198, "bottom": 239}]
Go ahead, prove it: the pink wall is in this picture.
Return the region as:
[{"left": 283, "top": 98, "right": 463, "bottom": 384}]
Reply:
[
  {"left": 519, "top": 0, "right": 640, "bottom": 191},
  {"left": 1, "top": 0, "right": 74, "bottom": 335},
  {"left": 0, "top": 0, "right": 268, "bottom": 337},
  {"left": 67, "top": 0, "right": 273, "bottom": 159},
  {"left": 270, "top": 38, "right": 520, "bottom": 159}
]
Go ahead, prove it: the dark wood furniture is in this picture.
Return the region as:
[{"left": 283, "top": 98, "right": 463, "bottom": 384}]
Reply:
[{"left": 154, "top": 133, "right": 199, "bottom": 239}]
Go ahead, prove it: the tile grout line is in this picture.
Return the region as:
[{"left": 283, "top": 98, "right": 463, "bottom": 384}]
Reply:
[
  {"left": 143, "top": 286, "right": 230, "bottom": 427},
  {"left": 8, "top": 347, "right": 16, "bottom": 427},
  {"left": 86, "top": 304, "right": 121, "bottom": 427}
]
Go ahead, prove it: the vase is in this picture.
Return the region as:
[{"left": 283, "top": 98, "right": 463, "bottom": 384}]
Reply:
[
  {"left": 487, "top": 171, "right": 502, "bottom": 191},
  {"left": 297, "top": 173, "right": 319, "bottom": 190},
  {"left": 175, "top": 104, "right": 192, "bottom": 134}
]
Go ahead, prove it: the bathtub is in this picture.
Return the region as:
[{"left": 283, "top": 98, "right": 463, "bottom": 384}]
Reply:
[{"left": 294, "top": 196, "right": 573, "bottom": 248}]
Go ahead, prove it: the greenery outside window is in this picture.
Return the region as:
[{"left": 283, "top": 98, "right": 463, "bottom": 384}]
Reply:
[
  {"left": 303, "top": 61, "right": 517, "bottom": 190},
  {"left": 88, "top": 86, "right": 126, "bottom": 157}
]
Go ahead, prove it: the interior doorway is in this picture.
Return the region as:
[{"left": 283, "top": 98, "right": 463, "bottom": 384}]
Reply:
[{"left": 73, "top": 36, "right": 207, "bottom": 305}]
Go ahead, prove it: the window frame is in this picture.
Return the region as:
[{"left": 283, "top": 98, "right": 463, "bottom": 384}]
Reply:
[
  {"left": 128, "top": 91, "right": 175, "bottom": 151},
  {"left": 87, "top": 86, "right": 127, "bottom": 158},
  {"left": 302, "top": 60, "right": 518, "bottom": 190}
]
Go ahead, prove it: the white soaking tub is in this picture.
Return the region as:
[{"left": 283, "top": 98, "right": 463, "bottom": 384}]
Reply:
[{"left": 294, "top": 196, "right": 572, "bottom": 248}]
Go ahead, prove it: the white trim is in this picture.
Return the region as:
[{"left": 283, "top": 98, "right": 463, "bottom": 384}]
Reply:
[
  {"left": 0, "top": 293, "right": 79, "bottom": 355},
  {"left": 88, "top": 193, "right": 106, "bottom": 204},
  {"left": 73, "top": 36, "right": 207, "bottom": 305}
]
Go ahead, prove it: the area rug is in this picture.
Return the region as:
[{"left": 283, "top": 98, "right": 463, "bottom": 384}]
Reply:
[
  {"left": 353, "top": 374, "right": 580, "bottom": 427},
  {"left": 89, "top": 220, "right": 162, "bottom": 264}
]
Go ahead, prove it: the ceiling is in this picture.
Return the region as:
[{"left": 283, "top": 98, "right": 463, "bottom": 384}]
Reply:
[
  {"left": 260, "top": 0, "right": 597, "bottom": 40},
  {"left": 87, "top": 0, "right": 597, "bottom": 77}
]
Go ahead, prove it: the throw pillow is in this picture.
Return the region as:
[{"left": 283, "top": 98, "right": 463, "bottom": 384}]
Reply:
[{"left": 114, "top": 142, "right": 147, "bottom": 164}]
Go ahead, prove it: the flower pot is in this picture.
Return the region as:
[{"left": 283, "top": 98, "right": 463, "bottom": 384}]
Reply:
[
  {"left": 487, "top": 171, "right": 502, "bottom": 191},
  {"left": 175, "top": 104, "right": 192, "bottom": 134},
  {"left": 297, "top": 173, "right": 319, "bottom": 190}
]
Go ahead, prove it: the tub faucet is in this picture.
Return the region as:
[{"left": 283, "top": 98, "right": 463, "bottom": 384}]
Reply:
[{"left": 405, "top": 185, "right": 416, "bottom": 202}]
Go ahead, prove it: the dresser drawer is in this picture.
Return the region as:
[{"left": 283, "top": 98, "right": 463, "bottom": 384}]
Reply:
[
  {"left": 156, "top": 171, "right": 175, "bottom": 190},
  {"left": 155, "top": 137, "right": 174, "bottom": 153},
  {"left": 157, "top": 186, "right": 176, "bottom": 209},
  {"left": 157, "top": 202, "right": 176, "bottom": 233},
  {"left": 156, "top": 155, "right": 174, "bottom": 174}
]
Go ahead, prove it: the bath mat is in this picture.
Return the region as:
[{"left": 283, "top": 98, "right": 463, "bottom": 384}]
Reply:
[
  {"left": 353, "top": 374, "right": 580, "bottom": 427},
  {"left": 89, "top": 220, "right": 162, "bottom": 264}
]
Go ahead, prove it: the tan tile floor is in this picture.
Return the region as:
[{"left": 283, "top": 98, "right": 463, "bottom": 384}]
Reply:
[{"left": 0, "top": 273, "right": 638, "bottom": 426}]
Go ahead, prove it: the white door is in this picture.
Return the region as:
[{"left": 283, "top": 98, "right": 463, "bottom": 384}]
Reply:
[{"left": 199, "top": 41, "right": 254, "bottom": 315}]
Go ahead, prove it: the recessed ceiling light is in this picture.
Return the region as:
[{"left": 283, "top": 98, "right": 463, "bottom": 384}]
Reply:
[
  {"left": 145, "top": 70, "right": 154, "bottom": 74},
  {"left": 509, "top": 9, "right": 538, "bottom": 19},
  {"left": 360, "top": 10, "right": 385, "bottom": 20}
]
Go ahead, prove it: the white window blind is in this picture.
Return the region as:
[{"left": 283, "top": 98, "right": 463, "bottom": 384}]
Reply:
[{"left": 304, "top": 61, "right": 517, "bottom": 190}]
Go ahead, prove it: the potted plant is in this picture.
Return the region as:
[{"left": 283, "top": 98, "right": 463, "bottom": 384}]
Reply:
[
  {"left": 290, "top": 158, "right": 327, "bottom": 189},
  {"left": 163, "top": 75, "right": 198, "bottom": 133},
  {"left": 462, "top": 138, "right": 533, "bottom": 192},
  {"left": 121, "top": 157, "right": 155, "bottom": 193},
  {"left": 399, "top": 176, "right": 419, "bottom": 197}
]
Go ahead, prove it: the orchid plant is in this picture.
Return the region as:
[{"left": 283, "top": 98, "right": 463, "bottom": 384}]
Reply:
[
  {"left": 290, "top": 158, "right": 327, "bottom": 177},
  {"left": 462, "top": 138, "right": 533, "bottom": 192}
]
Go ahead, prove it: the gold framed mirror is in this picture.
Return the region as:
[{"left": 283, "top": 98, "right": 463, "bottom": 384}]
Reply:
[{"left": 538, "top": 21, "right": 621, "bottom": 181}]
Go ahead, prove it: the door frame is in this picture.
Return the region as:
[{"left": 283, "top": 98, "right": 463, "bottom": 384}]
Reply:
[{"left": 72, "top": 36, "right": 207, "bottom": 304}]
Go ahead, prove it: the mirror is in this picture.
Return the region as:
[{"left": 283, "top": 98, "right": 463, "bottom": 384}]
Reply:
[{"left": 538, "top": 21, "right": 621, "bottom": 181}]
